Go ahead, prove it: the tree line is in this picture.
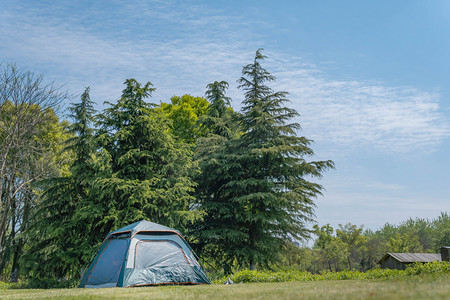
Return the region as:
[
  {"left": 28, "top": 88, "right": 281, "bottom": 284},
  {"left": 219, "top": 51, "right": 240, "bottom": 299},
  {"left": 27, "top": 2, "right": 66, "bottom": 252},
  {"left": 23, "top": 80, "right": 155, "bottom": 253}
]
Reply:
[
  {"left": 2, "top": 49, "right": 447, "bottom": 285},
  {"left": 281, "top": 212, "right": 450, "bottom": 273},
  {"left": 0, "top": 49, "right": 333, "bottom": 283}
]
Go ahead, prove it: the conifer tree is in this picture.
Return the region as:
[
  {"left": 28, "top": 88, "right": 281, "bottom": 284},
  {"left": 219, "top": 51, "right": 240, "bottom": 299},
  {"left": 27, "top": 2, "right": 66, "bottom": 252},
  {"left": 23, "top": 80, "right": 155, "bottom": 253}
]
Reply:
[
  {"left": 200, "top": 81, "right": 235, "bottom": 138},
  {"left": 96, "top": 79, "right": 201, "bottom": 232},
  {"left": 22, "top": 87, "right": 99, "bottom": 281},
  {"left": 190, "top": 81, "right": 242, "bottom": 272},
  {"left": 198, "top": 50, "right": 334, "bottom": 271}
]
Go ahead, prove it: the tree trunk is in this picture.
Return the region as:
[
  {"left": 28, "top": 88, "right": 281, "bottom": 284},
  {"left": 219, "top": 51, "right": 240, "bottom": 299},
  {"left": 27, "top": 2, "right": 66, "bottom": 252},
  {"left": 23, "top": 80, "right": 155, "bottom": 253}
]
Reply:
[
  {"left": 10, "top": 241, "right": 22, "bottom": 282},
  {"left": 249, "top": 225, "right": 256, "bottom": 270}
]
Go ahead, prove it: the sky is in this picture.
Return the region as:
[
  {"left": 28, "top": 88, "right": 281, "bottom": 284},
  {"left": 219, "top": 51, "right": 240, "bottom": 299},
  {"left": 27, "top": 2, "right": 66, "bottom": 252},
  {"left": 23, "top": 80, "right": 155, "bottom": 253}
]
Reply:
[{"left": 1, "top": 0, "right": 449, "bottom": 232}]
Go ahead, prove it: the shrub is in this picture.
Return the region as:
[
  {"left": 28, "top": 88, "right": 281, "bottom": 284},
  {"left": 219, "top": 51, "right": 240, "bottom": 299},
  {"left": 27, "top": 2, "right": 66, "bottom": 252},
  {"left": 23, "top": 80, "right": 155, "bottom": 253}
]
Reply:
[
  {"left": 214, "top": 261, "right": 450, "bottom": 284},
  {"left": 0, "top": 281, "right": 28, "bottom": 289}
]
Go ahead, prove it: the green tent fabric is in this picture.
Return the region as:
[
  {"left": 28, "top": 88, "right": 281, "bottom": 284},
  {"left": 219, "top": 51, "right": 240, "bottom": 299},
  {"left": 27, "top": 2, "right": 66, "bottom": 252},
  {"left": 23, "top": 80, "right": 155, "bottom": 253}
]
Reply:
[{"left": 79, "top": 220, "right": 210, "bottom": 288}]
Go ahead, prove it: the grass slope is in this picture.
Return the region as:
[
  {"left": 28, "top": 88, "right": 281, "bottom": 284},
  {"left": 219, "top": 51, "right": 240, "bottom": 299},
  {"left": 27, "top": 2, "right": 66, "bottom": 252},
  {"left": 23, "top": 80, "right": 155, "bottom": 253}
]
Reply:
[{"left": 0, "top": 274, "right": 448, "bottom": 300}]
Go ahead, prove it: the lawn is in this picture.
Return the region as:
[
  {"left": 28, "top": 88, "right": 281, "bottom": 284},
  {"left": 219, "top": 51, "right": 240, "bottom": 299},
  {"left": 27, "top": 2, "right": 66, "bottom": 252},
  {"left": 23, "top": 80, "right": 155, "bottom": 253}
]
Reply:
[{"left": 0, "top": 274, "right": 449, "bottom": 300}]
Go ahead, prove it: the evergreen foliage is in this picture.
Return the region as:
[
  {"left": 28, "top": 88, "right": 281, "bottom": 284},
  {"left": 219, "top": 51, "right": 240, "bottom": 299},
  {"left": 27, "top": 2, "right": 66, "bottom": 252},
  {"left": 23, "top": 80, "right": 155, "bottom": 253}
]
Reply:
[
  {"left": 191, "top": 80, "right": 241, "bottom": 273},
  {"left": 4, "top": 57, "right": 447, "bottom": 285},
  {"left": 200, "top": 81, "right": 238, "bottom": 139},
  {"left": 22, "top": 87, "right": 98, "bottom": 280},
  {"left": 24, "top": 81, "right": 205, "bottom": 282},
  {"left": 195, "top": 49, "right": 334, "bottom": 272},
  {"left": 95, "top": 79, "right": 201, "bottom": 231}
]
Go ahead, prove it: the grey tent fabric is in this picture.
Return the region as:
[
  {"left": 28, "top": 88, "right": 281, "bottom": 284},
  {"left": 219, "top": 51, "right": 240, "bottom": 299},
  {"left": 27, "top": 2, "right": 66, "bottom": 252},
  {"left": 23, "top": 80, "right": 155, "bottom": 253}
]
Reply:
[
  {"left": 79, "top": 220, "right": 210, "bottom": 288},
  {"left": 106, "top": 220, "right": 180, "bottom": 239},
  {"left": 135, "top": 241, "right": 187, "bottom": 269}
]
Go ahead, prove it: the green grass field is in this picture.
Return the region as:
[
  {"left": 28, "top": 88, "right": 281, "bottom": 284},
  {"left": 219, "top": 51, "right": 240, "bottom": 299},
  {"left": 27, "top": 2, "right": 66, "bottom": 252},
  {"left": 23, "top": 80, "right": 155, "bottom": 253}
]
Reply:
[{"left": 0, "top": 274, "right": 448, "bottom": 300}]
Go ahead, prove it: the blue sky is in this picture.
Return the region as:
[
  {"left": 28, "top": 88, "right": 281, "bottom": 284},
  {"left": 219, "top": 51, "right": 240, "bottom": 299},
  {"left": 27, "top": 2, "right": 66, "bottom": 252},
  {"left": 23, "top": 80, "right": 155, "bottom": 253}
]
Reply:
[{"left": 1, "top": 0, "right": 449, "bottom": 232}]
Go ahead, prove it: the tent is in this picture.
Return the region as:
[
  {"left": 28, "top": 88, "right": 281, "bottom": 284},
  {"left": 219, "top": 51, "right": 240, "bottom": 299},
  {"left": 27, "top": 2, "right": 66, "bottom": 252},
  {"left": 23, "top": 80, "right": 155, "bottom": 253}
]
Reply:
[{"left": 79, "top": 220, "right": 210, "bottom": 288}]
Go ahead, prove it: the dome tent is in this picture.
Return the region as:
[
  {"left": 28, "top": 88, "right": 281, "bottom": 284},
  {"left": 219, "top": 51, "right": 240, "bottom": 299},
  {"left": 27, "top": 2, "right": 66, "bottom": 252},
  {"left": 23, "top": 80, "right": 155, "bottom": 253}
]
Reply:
[{"left": 79, "top": 220, "right": 210, "bottom": 288}]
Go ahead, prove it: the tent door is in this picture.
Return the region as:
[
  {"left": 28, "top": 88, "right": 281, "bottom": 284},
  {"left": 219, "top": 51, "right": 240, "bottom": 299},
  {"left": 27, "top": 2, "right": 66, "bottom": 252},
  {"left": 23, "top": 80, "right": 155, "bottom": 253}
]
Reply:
[{"left": 85, "top": 238, "right": 128, "bottom": 288}]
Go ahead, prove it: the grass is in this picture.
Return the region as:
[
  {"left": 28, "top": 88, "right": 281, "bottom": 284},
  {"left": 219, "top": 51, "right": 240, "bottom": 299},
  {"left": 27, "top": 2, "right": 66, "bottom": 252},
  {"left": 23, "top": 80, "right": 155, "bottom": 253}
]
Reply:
[{"left": 0, "top": 273, "right": 448, "bottom": 300}]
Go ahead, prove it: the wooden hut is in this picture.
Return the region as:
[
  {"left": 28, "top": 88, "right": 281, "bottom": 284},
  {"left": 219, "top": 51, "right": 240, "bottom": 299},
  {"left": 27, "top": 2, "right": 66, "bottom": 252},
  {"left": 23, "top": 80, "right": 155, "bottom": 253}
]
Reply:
[{"left": 378, "top": 253, "right": 442, "bottom": 270}]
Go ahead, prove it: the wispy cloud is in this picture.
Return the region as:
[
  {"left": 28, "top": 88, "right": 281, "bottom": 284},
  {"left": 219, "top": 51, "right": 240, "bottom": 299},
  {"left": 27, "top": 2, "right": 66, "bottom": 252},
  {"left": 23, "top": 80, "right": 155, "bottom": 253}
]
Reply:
[
  {"left": 0, "top": 1, "right": 252, "bottom": 103},
  {"left": 1, "top": 0, "right": 449, "bottom": 155},
  {"left": 270, "top": 54, "right": 450, "bottom": 153}
]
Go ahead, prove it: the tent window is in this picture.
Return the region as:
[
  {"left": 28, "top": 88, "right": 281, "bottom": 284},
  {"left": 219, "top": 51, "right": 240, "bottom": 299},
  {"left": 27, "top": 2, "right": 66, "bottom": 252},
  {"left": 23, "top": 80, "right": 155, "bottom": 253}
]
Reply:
[
  {"left": 135, "top": 240, "right": 189, "bottom": 269},
  {"left": 86, "top": 239, "right": 128, "bottom": 286}
]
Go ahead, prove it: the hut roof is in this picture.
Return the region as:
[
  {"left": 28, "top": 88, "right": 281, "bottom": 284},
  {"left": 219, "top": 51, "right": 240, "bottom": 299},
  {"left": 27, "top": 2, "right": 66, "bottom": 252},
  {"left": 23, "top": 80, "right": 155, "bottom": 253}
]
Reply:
[{"left": 378, "top": 252, "right": 442, "bottom": 264}]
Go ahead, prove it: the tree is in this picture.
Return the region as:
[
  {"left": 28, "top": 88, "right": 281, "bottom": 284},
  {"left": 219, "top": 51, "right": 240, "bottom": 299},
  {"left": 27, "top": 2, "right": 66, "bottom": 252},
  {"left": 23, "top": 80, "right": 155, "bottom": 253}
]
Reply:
[
  {"left": 96, "top": 79, "right": 201, "bottom": 232},
  {"left": 431, "top": 212, "right": 450, "bottom": 251},
  {"left": 398, "top": 217, "right": 433, "bottom": 250},
  {"left": 158, "top": 94, "right": 210, "bottom": 144},
  {"left": 276, "top": 243, "right": 316, "bottom": 272},
  {"left": 361, "top": 231, "right": 386, "bottom": 270},
  {"left": 336, "top": 223, "right": 366, "bottom": 270},
  {"left": 22, "top": 88, "right": 98, "bottom": 282},
  {"left": 190, "top": 81, "right": 241, "bottom": 273},
  {"left": 313, "top": 224, "right": 349, "bottom": 271},
  {"left": 200, "top": 81, "right": 238, "bottom": 138},
  {"left": 387, "top": 231, "right": 424, "bottom": 253},
  {"left": 196, "top": 49, "right": 334, "bottom": 271},
  {"left": 0, "top": 64, "right": 69, "bottom": 279}
]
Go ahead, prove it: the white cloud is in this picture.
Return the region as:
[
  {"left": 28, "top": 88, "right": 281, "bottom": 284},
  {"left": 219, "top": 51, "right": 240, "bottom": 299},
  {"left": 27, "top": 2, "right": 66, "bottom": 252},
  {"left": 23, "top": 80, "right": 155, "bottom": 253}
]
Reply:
[
  {"left": 1, "top": 1, "right": 449, "bottom": 155},
  {"left": 270, "top": 56, "right": 450, "bottom": 153},
  {"left": 0, "top": 1, "right": 252, "bottom": 104}
]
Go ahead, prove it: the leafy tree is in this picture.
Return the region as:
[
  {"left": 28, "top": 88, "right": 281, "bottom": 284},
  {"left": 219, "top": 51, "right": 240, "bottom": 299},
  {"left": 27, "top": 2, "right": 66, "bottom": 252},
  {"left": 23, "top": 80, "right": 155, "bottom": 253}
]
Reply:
[
  {"left": 313, "top": 224, "right": 349, "bottom": 271},
  {"left": 431, "top": 212, "right": 450, "bottom": 251},
  {"left": 314, "top": 224, "right": 335, "bottom": 249},
  {"left": 276, "top": 243, "right": 316, "bottom": 272},
  {"left": 158, "top": 94, "right": 209, "bottom": 144},
  {"left": 387, "top": 231, "right": 424, "bottom": 253},
  {"left": 336, "top": 223, "right": 366, "bottom": 270},
  {"left": 398, "top": 218, "right": 433, "bottom": 250},
  {"left": 322, "top": 238, "right": 349, "bottom": 272},
  {"left": 360, "top": 231, "right": 386, "bottom": 271},
  {"left": 196, "top": 49, "right": 334, "bottom": 271},
  {"left": 376, "top": 223, "right": 399, "bottom": 242},
  {"left": 0, "top": 64, "right": 69, "bottom": 279}
]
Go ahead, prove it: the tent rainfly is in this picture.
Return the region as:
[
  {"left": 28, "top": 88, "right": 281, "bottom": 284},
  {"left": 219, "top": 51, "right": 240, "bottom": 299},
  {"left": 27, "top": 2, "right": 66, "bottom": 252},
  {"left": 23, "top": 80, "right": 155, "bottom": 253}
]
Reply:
[{"left": 79, "top": 220, "right": 210, "bottom": 288}]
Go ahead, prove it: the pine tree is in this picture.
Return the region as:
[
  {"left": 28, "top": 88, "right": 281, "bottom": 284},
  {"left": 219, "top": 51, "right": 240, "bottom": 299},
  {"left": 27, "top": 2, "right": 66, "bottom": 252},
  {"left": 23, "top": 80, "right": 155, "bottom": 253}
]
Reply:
[
  {"left": 197, "top": 49, "right": 334, "bottom": 271},
  {"left": 22, "top": 87, "right": 99, "bottom": 281},
  {"left": 96, "top": 79, "right": 201, "bottom": 232},
  {"left": 190, "top": 81, "right": 242, "bottom": 273},
  {"left": 200, "top": 81, "right": 236, "bottom": 138}
]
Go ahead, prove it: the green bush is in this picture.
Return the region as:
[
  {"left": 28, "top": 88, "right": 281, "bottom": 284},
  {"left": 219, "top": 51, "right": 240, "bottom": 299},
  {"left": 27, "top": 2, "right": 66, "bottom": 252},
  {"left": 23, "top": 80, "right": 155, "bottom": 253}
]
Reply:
[
  {"left": 0, "top": 281, "right": 28, "bottom": 289},
  {"left": 214, "top": 261, "right": 450, "bottom": 284},
  {"left": 0, "top": 277, "right": 78, "bottom": 289},
  {"left": 27, "top": 277, "right": 78, "bottom": 289}
]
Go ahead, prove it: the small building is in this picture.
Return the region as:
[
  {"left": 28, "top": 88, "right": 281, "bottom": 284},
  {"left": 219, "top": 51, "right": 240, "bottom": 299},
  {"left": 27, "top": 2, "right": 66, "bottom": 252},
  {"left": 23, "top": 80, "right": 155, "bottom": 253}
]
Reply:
[
  {"left": 378, "top": 253, "right": 441, "bottom": 270},
  {"left": 378, "top": 247, "right": 449, "bottom": 270}
]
